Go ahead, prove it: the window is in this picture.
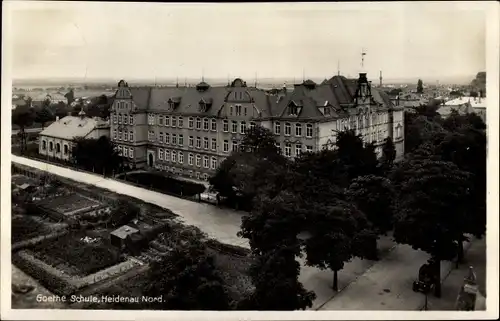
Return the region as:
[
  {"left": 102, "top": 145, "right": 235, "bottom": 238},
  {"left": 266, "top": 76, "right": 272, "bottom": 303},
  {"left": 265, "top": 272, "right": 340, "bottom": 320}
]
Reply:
[
  {"left": 189, "top": 136, "right": 194, "bottom": 147},
  {"left": 211, "top": 119, "right": 217, "bottom": 131},
  {"left": 129, "top": 131, "right": 134, "bottom": 142},
  {"left": 223, "top": 140, "right": 229, "bottom": 152},
  {"left": 49, "top": 142, "right": 53, "bottom": 151},
  {"left": 196, "top": 155, "right": 201, "bottom": 167},
  {"left": 158, "top": 115, "right": 163, "bottom": 125},
  {"left": 165, "top": 116, "right": 170, "bottom": 126},
  {"left": 165, "top": 149, "right": 170, "bottom": 161},
  {"left": 129, "top": 115, "right": 133, "bottom": 124},
  {"left": 240, "top": 121, "right": 247, "bottom": 134},
  {"left": 124, "top": 131, "right": 129, "bottom": 141},
  {"left": 275, "top": 142, "right": 281, "bottom": 151},
  {"left": 178, "top": 117, "right": 183, "bottom": 128},
  {"left": 211, "top": 157, "right": 217, "bottom": 169},
  {"left": 284, "top": 123, "right": 291, "bottom": 136},
  {"left": 147, "top": 131, "right": 152, "bottom": 141},
  {"left": 119, "top": 131, "right": 123, "bottom": 140},
  {"left": 285, "top": 143, "right": 291, "bottom": 157},
  {"left": 275, "top": 122, "right": 281, "bottom": 135},
  {"left": 188, "top": 153, "right": 194, "bottom": 166},
  {"left": 172, "top": 134, "right": 177, "bottom": 145},
  {"left": 203, "top": 137, "right": 209, "bottom": 149},
  {"left": 165, "top": 133, "right": 170, "bottom": 144},
  {"left": 203, "top": 156, "right": 209, "bottom": 168},
  {"left": 159, "top": 132, "right": 164, "bottom": 143},
  {"left": 42, "top": 140, "right": 47, "bottom": 150},
  {"left": 196, "top": 118, "right": 201, "bottom": 129},
  {"left": 244, "top": 107, "right": 247, "bottom": 116},
  {"left": 159, "top": 149, "right": 164, "bottom": 160},
  {"left": 123, "top": 148, "right": 128, "bottom": 157},
  {"left": 232, "top": 140, "right": 238, "bottom": 152},
  {"left": 235, "top": 104, "right": 242, "bottom": 116},
  {"left": 63, "top": 145, "right": 68, "bottom": 155},
  {"left": 124, "top": 115, "right": 128, "bottom": 125},
  {"left": 113, "top": 115, "right": 117, "bottom": 123},
  {"left": 178, "top": 152, "right": 184, "bottom": 164},
  {"left": 196, "top": 172, "right": 201, "bottom": 179},
  {"left": 232, "top": 121, "right": 238, "bottom": 133},
  {"left": 171, "top": 150, "right": 177, "bottom": 162},
  {"left": 118, "top": 146, "right": 122, "bottom": 155},
  {"left": 203, "top": 118, "right": 209, "bottom": 130},
  {"left": 250, "top": 122, "right": 256, "bottom": 131},
  {"left": 295, "top": 123, "right": 302, "bottom": 137},
  {"left": 211, "top": 138, "right": 217, "bottom": 151},
  {"left": 178, "top": 134, "right": 184, "bottom": 146},
  {"left": 147, "top": 114, "right": 154, "bottom": 125},
  {"left": 306, "top": 145, "right": 313, "bottom": 153},
  {"left": 306, "top": 124, "right": 313, "bottom": 138},
  {"left": 172, "top": 116, "right": 177, "bottom": 127},
  {"left": 188, "top": 117, "right": 194, "bottom": 128},
  {"left": 196, "top": 137, "right": 201, "bottom": 148},
  {"left": 223, "top": 120, "right": 229, "bottom": 132},
  {"left": 230, "top": 106, "right": 233, "bottom": 115},
  {"left": 118, "top": 114, "right": 122, "bottom": 123},
  {"left": 129, "top": 148, "right": 134, "bottom": 158},
  {"left": 295, "top": 144, "right": 302, "bottom": 157},
  {"left": 113, "top": 129, "right": 117, "bottom": 140}
]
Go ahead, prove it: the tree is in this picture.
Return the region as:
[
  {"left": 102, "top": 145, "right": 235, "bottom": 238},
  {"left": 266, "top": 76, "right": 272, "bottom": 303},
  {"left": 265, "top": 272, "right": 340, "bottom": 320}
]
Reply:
[
  {"left": 71, "top": 136, "right": 122, "bottom": 175},
  {"left": 380, "top": 137, "right": 396, "bottom": 173},
  {"left": 54, "top": 102, "right": 69, "bottom": 119},
  {"left": 240, "top": 244, "right": 316, "bottom": 310},
  {"left": 305, "top": 201, "right": 377, "bottom": 291},
  {"left": 393, "top": 159, "right": 472, "bottom": 297},
  {"left": 346, "top": 175, "right": 395, "bottom": 235},
  {"left": 334, "top": 130, "right": 379, "bottom": 185},
  {"left": 64, "top": 89, "right": 75, "bottom": 105},
  {"left": 239, "top": 191, "right": 305, "bottom": 255},
  {"left": 210, "top": 125, "right": 288, "bottom": 208},
  {"left": 108, "top": 199, "right": 140, "bottom": 228},
  {"left": 35, "top": 106, "right": 55, "bottom": 129},
  {"left": 12, "top": 106, "right": 35, "bottom": 153},
  {"left": 144, "top": 238, "right": 230, "bottom": 310},
  {"left": 417, "top": 79, "right": 423, "bottom": 93}
]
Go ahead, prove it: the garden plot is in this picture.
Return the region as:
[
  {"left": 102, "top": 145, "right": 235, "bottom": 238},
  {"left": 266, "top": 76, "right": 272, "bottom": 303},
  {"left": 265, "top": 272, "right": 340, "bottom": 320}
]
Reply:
[{"left": 31, "top": 231, "right": 124, "bottom": 277}]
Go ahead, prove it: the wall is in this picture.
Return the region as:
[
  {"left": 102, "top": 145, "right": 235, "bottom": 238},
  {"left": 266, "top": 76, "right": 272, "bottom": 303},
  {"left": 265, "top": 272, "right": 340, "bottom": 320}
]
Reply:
[{"left": 39, "top": 136, "right": 73, "bottom": 161}]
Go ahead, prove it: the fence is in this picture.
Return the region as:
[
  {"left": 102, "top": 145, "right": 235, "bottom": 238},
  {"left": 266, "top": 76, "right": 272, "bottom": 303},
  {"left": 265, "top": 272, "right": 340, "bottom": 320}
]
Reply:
[{"left": 76, "top": 259, "right": 139, "bottom": 288}]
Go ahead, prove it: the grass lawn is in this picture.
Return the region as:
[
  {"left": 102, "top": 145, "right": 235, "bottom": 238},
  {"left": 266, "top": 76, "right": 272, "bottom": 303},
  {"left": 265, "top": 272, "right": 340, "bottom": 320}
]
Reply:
[
  {"left": 124, "top": 172, "right": 206, "bottom": 197},
  {"left": 31, "top": 232, "right": 123, "bottom": 277}
]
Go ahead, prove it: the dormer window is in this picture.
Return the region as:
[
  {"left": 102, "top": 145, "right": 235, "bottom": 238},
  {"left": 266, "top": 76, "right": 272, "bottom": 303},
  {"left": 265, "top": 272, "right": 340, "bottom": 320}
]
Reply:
[
  {"left": 288, "top": 101, "right": 300, "bottom": 116},
  {"left": 199, "top": 101, "right": 206, "bottom": 112}
]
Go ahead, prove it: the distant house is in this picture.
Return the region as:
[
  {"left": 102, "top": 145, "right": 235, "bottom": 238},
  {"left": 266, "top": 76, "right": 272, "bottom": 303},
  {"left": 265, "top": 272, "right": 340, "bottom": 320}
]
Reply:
[
  {"left": 439, "top": 96, "right": 486, "bottom": 121},
  {"left": 38, "top": 110, "right": 110, "bottom": 161},
  {"left": 110, "top": 225, "right": 140, "bottom": 249}
]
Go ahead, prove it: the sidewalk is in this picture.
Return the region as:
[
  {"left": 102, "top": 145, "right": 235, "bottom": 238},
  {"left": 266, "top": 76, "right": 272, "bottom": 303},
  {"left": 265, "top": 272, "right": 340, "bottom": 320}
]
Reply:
[
  {"left": 423, "top": 238, "right": 486, "bottom": 310},
  {"left": 318, "top": 240, "right": 473, "bottom": 310}
]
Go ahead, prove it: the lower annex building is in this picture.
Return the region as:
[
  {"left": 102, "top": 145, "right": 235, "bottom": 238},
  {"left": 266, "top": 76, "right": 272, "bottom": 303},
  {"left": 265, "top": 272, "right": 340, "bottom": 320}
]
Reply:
[{"left": 110, "top": 73, "right": 404, "bottom": 181}]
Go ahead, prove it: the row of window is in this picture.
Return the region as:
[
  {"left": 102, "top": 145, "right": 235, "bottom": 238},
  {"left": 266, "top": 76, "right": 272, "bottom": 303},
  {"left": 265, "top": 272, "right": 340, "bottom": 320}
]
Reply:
[
  {"left": 113, "top": 114, "right": 134, "bottom": 125},
  {"left": 114, "top": 130, "right": 134, "bottom": 142},
  {"left": 148, "top": 115, "right": 219, "bottom": 131},
  {"left": 277, "top": 143, "right": 313, "bottom": 157},
  {"left": 338, "top": 113, "right": 390, "bottom": 130},
  {"left": 274, "top": 122, "right": 314, "bottom": 138},
  {"left": 118, "top": 146, "right": 134, "bottom": 158},
  {"left": 41, "top": 140, "right": 69, "bottom": 155},
  {"left": 154, "top": 165, "right": 210, "bottom": 181},
  {"left": 157, "top": 149, "right": 218, "bottom": 170}
]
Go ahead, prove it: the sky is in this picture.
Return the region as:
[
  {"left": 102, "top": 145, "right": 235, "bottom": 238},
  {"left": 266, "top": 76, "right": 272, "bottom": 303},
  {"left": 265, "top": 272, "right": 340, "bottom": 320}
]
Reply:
[{"left": 6, "top": 1, "right": 487, "bottom": 83}]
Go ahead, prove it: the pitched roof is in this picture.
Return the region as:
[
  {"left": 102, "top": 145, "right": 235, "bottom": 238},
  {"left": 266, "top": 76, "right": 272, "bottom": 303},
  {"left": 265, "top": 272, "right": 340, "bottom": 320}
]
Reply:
[
  {"left": 39, "top": 116, "right": 108, "bottom": 140},
  {"left": 111, "top": 225, "right": 139, "bottom": 239}
]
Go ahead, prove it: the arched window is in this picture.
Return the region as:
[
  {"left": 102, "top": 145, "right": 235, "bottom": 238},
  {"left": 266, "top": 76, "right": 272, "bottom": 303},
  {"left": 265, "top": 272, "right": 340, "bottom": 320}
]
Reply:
[
  {"left": 56, "top": 143, "right": 61, "bottom": 153},
  {"left": 64, "top": 144, "right": 69, "bottom": 155},
  {"left": 42, "top": 140, "right": 47, "bottom": 150},
  {"left": 49, "top": 142, "right": 53, "bottom": 151}
]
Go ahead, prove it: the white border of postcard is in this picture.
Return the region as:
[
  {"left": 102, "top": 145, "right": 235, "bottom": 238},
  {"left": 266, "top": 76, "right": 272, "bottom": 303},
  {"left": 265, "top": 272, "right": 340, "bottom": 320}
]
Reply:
[{"left": 1, "top": 1, "right": 499, "bottom": 320}]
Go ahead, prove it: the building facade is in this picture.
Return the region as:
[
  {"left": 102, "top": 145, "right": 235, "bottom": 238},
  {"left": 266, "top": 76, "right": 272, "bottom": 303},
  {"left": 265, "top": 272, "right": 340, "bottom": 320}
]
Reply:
[
  {"left": 38, "top": 111, "right": 110, "bottom": 161},
  {"left": 110, "top": 73, "right": 404, "bottom": 181}
]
